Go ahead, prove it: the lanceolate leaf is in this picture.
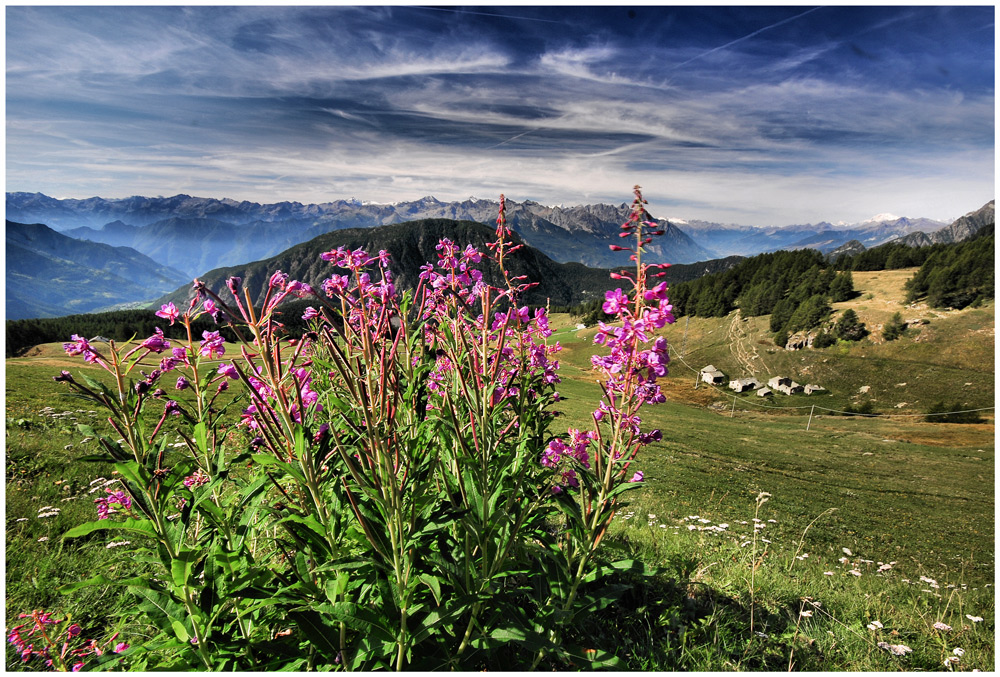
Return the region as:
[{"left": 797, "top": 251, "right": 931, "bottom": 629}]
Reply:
[{"left": 63, "top": 517, "right": 159, "bottom": 540}]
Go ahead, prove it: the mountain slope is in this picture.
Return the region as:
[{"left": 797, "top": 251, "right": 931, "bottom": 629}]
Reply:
[
  {"left": 156, "top": 218, "right": 741, "bottom": 311},
  {"left": 6, "top": 221, "right": 189, "bottom": 320}
]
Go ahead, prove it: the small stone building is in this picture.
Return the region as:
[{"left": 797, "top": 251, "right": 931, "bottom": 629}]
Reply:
[
  {"left": 776, "top": 381, "right": 804, "bottom": 396},
  {"left": 729, "top": 377, "right": 761, "bottom": 393},
  {"left": 700, "top": 365, "right": 726, "bottom": 384},
  {"left": 767, "top": 376, "right": 791, "bottom": 390},
  {"left": 804, "top": 384, "right": 826, "bottom": 395}
]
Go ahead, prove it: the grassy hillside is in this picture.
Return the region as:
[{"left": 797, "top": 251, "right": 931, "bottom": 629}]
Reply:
[{"left": 635, "top": 269, "right": 995, "bottom": 414}]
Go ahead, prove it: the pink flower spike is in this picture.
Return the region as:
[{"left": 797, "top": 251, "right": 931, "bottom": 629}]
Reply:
[{"left": 629, "top": 471, "right": 644, "bottom": 483}]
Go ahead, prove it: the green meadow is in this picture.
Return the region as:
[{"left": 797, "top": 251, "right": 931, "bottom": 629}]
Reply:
[{"left": 6, "top": 298, "right": 995, "bottom": 670}]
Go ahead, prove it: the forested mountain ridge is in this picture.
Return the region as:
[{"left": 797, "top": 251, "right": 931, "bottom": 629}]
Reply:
[{"left": 154, "top": 218, "right": 742, "bottom": 310}]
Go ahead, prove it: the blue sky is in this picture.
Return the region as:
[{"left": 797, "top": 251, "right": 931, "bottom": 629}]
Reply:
[{"left": 5, "top": 5, "right": 995, "bottom": 225}]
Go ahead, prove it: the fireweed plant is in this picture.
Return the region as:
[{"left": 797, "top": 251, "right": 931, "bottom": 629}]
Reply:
[{"left": 28, "top": 188, "right": 675, "bottom": 670}]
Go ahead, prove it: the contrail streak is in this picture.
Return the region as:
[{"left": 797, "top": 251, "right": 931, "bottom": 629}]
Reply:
[{"left": 672, "top": 6, "right": 825, "bottom": 69}]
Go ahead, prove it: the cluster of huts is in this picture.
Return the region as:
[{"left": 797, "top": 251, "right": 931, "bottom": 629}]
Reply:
[{"left": 699, "top": 366, "right": 825, "bottom": 398}]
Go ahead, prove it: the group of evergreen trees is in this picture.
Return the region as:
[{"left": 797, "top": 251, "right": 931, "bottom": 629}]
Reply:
[
  {"left": 904, "top": 231, "right": 994, "bottom": 309},
  {"left": 5, "top": 309, "right": 244, "bottom": 358},
  {"left": 665, "top": 249, "right": 856, "bottom": 347}
]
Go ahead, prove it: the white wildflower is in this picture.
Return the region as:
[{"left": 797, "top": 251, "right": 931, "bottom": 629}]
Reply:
[
  {"left": 933, "top": 621, "right": 952, "bottom": 631},
  {"left": 842, "top": 547, "right": 853, "bottom": 556},
  {"left": 877, "top": 641, "right": 912, "bottom": 656},
  {"left": 966, "top": 614, "right": 983, "bottom": 623},
  {"left": 953, "top": 648, "right": 965, "bottom": 657},
  {"left": 867, "top": 621, "right": 883, "bottom": 630}
]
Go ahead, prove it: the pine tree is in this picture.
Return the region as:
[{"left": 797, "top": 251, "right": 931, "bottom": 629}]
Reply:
[{"left": 834, "top": 308, "right": 868, "bottom": 341}]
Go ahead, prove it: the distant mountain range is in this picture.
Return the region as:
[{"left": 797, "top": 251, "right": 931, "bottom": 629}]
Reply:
[
  {"left": 5, "top": 192, "right": 993, "bottom": 320},
  {"left": 8, "top": 192, "right": 992, "bottom": 274},
  {"left": 6, "top": 220, "right": 188, "bottom": 320},
  {"left": 5, "top": 192, "right": 713, "bottom": 273}
]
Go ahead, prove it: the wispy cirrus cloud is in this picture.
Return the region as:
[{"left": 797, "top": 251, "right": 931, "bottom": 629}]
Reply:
[{"left": 6, "top": 5, "right": 993, "bottom": 225}]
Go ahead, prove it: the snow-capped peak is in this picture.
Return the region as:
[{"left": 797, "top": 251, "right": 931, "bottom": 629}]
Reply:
[
  {"left": 668, "top": 217, "right": 688, "bottom": 224},
  {"left": 863, "top": 212, "right": 901, "bottom": 224}
]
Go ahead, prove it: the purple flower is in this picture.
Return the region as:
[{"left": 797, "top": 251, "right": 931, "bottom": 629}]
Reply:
[
  {"left": 269, "top": 270, "right": 288, "bottom": 289},
  {"left": 155, "top": 302, "right": 180, "bottom": 325},
  {"left": 322, "top": 274, "right": 350, "bottom": 297},
  {"left": 164, "top": 400, "right": 182, "bottom": 416},
  {"left": 302, "top": 306, "right": 321, "bottom": 321},
  {"left": 602, "top": 288, "right": 629, "bottom": 315},
  {"left": 629, "top": 471, "right": 644, "bottom": 483},
  {"left": 183, "top": 469, "right": 210, "bottom": 489},
  {"left": 199, "top": 330, "right": 226, "bottom": 359},
  {"left": 140, "top": 327, "right": 170, "bottom": 354},
  {"left": 95, "top": 488, "right": 132, "bottom": 519},
  {"left": 175, "top": 376, "right": 190, "bottom": 390},
  {"left": 63, "top": 335, "right": 99, "bottom": 363},
  {"left": 217, "top": 362, "right": 239, "bottom": 380}
]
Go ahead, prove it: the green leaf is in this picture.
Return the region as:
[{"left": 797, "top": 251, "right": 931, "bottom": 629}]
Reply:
[
  {"left": 114, "top": 461, "right": 149, "bottom": 488},
  {"left": 63, "top": 518, "right": 158, "bottom": 540},
  {"left": 58, "top": 573, "right": 155, "bottom": 594},
  {"left": 562, "top": 643, "right": 623, "bottom": 669},
  {"left": 419, "top": 574, "right": 442, "bottom": 606},
  {"left": 251, "top": 454, "right": 306, "bottom": 484},
  {"left": 170, "top": 620, "right": 190, "bottom": 643},
  {"left": 287, "top": 610, "right": 341, "bottom": 660},
  {"left": 194, "top": 421, "right": 208, "bottom": 455}
]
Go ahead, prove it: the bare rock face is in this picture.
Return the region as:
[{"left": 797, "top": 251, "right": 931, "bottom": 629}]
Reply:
[{"left": 784, "top": 331, "right": 815, "bottom": 351}]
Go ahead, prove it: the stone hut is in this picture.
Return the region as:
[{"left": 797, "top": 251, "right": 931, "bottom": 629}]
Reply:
[
  {"left": 767, "top": 376, "right": 791, "bottom": 390},
  {"left": 729, "top": 377, "right": 761, "bottom": 393},
  {"left": 776, "top": 381, "right": 804, "bottom": 395},
  {"left": 700, "top": 365, "right": 726, "bottom": 385}
]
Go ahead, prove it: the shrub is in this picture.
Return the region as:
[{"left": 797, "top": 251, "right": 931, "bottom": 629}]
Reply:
[
  {"left": 882, "top": 312, "right": 906, "bottom": 341},
  {"left": 812, "top": 331, "right": 837, "bottom": 349},
  {"left": 924, "top": 401, "right": 984, "bottom": 424}
]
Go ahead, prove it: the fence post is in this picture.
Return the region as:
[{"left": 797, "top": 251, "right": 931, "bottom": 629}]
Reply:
[
  {"left": 731, "top": 396, "right": 737, "bottom": 418},
  {"left": 806, "top": 404, "right": 815, "bottom": 431}
]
